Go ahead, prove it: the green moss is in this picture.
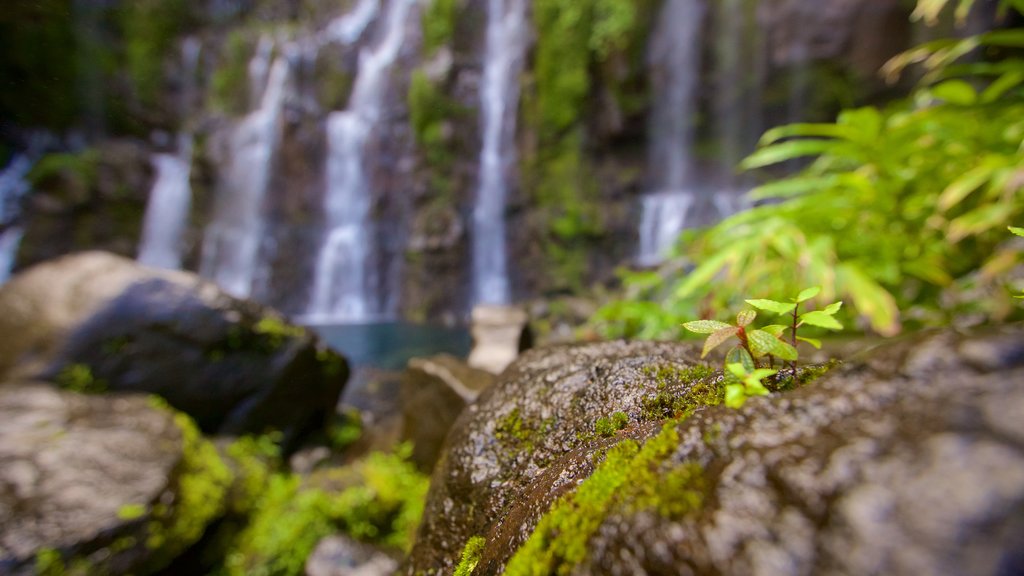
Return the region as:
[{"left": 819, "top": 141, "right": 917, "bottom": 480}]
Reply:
[
  {"left": 143, "top": 408, "right": 233, "bottom": 568},
  {"left": 224, "top": 433, "right": 282, "bottom": 515},
  {"left": 253, "top": 316, "right": 306, "bottom": 348},
  {"left": 211, "top": 29, "right": 253, "bottom": 115},
  {"left": 639, "top": 363, "right": 724, "bottom": 421},
  {"left": 408, "top": 69, "right": 461, "bottom": 199},
  {"left": 119, "top": 0, "right": 192, "bottom": 108},
  {"left": 55, "top": 363, "right": 107, "bottom": 394},
  {"left": 327, "top": 408, "right": 363, "bottom": 451},
  {"left": 594, "top": 411, "right": 628, "bottom": 437},
  {"left": 117, "top": 503, "right": 147, "bottom": 521},
  {"left": 34, "top": 547, "right": 65, "bottom": 576},
  {"left": 223, "top": 446, "right": 429, "bottom": 576},
  {"left": 421, "top": 0, "right": 458, "bottom": 55},
  {"left": 505, "top": 421, "right": 702, "bottom": 574},
  {"left": 454, "top": 536, "right": 487, "bottom": 576}
]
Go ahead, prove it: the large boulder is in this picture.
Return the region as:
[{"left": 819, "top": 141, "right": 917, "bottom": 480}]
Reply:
[
  {"left": 407, "top": 328, "right": 1024, "bottom": 575},
  {"left": 0, "top": 383, "right": 231, "bottom": 575},
  {"left": 0, "top": 252, "right": 347, "bottom": 446}
]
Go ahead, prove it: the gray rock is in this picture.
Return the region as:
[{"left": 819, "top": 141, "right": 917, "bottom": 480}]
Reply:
[
  {"left": 0, "top": 383, "right": 230, "bottom": 575},
  {"left": 467, "top": 305, "right": 531, "bottom": 375},
  {"left": 0, "top": 252, "right": 347, "bottom": 448},
  {"left": 305, "top": 535, "right": 399, "bottom": 576},
  {"left": 407, "top": 328, "right": 1024, "bottom": 575},
  {"left": 400, "top": 354, "right": 495, "bottom": 471}
]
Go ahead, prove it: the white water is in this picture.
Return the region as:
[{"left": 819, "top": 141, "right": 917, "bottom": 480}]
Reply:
[
  {"left": 638, "top": 0, "right": 706, "bottom": 265},
  {"left": 637, "top": 193, "right": 694, "bottom": 266},
  {"left": 471, "top": 0, "right": 529, "bottom": 306},
  {"left": 200, "top": 43, "right": 291, "bottom": 298},
  {"left": 319, "top": 0, "right": 380, "bottom": 45},
  {"left": 138, "top": 39, "right": 199, "bottom": 270},
  {"left": 305, "top": 0, "right": 416, "bottom": 322},
  {"left": 138, "top": 137, "right": 193, "bottom": 269},
  {"left": 0, "top": 154, "right": 34, "bottom": 283}
]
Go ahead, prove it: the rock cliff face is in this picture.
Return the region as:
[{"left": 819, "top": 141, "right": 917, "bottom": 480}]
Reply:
[
  {"left": 0, "top": 0, "right": 924, "bottom": 320},
  {"left": 407, "top": 327, "right": 1024, "bottom": 575}
]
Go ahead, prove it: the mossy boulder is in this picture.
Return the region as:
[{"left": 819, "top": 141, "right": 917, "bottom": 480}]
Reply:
[
  {"left": 409, "top": 328, "right": 1024, "bottom": 575},
  {"left": 0, "top": 385, "right": 230, "bottom": 575},
  {"left": 0, "top": 251, "right": 347, "bottom": 448}
]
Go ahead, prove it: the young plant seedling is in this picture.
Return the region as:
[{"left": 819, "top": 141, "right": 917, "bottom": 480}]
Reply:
[
  {"left": 723, "top": 362, "right": 776, "bottom": 408},
  {"left": 683, "top": 309, "right": 799, "bottom": 365},
  {"left": 746, "top": 286, "right": 843, "bottom": 375}
]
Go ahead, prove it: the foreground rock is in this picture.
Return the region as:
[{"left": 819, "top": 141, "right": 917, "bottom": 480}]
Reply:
[
  {"left": 407, "top": 328, "right": 1024, "bottom": 575},
  {"left": 0, "top": 384, "right": 230, "bottom": 575},
  {"left": 400, "top": 354, "right": 495, "bottom": 471},
  {"left": 0, "top": 252, "right": 347, "bottom": 445}
]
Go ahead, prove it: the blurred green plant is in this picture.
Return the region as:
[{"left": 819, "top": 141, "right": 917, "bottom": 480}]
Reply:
[{"left": 593, "top": 0, "right": 1024, "bottom": 339}]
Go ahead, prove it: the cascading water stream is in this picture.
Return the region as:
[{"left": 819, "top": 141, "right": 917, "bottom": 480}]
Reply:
[
  {"left": 0, "top": 154, "right": 35, "bottom": 283},
  {"left": 200, "top": 42, "right": 291, "bottom": 298},
  {"left": 305, "top": 0, "right": 415, "bottom": 323},
  {"left": 637, "top": 0, "right": 705, "bottom": 265},
  {"left": 138, "top": 39, "right": 200, "bottom": 270},
  {"left": 138, "top": 136, "right": 194, "bottom": 270},
  {"left": 471, "top": 0, "right": 529, "bottom": 306}
]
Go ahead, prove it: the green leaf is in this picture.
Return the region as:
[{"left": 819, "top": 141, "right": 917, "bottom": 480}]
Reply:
[
  {"left": 930, "top": 79, "right": 977, "bottom": 105},
  {"left": 725, "top": 346, "right": 756, "bottom": 373},
  {"left": 981, "top": 70, "right": 1024, "bottom": 103},
  {"left": 683, "top": 320, "right": 733, "bottom": 334},
  {"left": 726, "top": 363, "right": 748, "bottom": 379},
  {"left": 702, "top": 327, "right": 739, "bottom": 358},
  {"left": 938, "top": 161, "right": 999, "bottom": 211},
  {"left": 724, "top": 384, "right": 747, "bottom": 408},
  {"left": 745, "top": 299, "right": 796, "bottom": 315},
  {"left": 740, "top": 140, "right": 847, "bottom": 170},
  {"left": 747, "top": 330, "right": 799, "bottom": 361},
  {"left": 796, "top": 336, "right": 822, "bottom": 349},
  {"left": 822, "top": 301, "right": 844, "bottom": 315},
  {"left": 797, "top": 286, "right": 821, "bottom": 302},
  {"left": 799, "top": 311, "right": 844, "bottom": 330},
  {"left": 837, "top": 264, "right": 901, "bottom": 336},
  {"left": 1010, "top": 226, "right": 1024, "bottom": 237},
  {"left": 758, "top": 123, "right": 862, "bottom": 146},
  {"left": 948, "top": 203, "right": 1015, "bottom": 242},
  {"left": 760, "top": 324, "right": 788, "bottom": 337},
  {"left": 735, "top": 309, "right": 756, "bottom": 327}
]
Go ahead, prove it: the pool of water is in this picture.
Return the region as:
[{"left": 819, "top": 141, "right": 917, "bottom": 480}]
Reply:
[{"left": 307, "top": 322, "right": 472, "bottom": 371}]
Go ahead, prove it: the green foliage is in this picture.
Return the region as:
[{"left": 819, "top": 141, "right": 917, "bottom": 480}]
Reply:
[
  {"left": 327, "top": 408, "right": 363, "bottom": 451},
  {"left": 224, "top": 433, "right": 283, "bottom": 515},
  {"left": 117, "top": 503, "right": 147, "bottom": 521},
  {"left": 223, "top": 447, "right": 429, "bottom": 576},
  {"left": 55, "top": 363, "right": 107, "bottom": 394},
  {"left": 35, "top": 547, "right": 65, "bottom": 576},
  {"left": 119, "top": 0, "right": 192, "bottom": 107},
  {"left": 595, "top": 8, "right": 1024, "bottom": 338},
  {"left": 723, "top": 363, "right": 774, "bottom": 408},
  {"left": 211, "top": 30, "right": 253, "bottom": 115},
  {"left": 506, "top": 422, "right": 702, "bottom": 575},
  {"left": 421, "top": 0, "right": 458, "bottom": 55},
  {"left": 523, "top": 0, "right": 649, "bottom": 289},
  {"left": 408, "top": 70, "right": 460, "bottom": 198},
  {"left": 141, "top": 401, "right": 232, "bottom": 570},
  {"left": 454, "top": 536, "right": 487, "bottom": 576}
]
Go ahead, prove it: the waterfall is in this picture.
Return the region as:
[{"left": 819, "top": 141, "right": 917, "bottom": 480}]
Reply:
[
  {"left": 637, "top": 0, "right": 706, "bottom": 265},
  {"left": 471, "top": 0, "right": 529, "bottom": 306},
  {"left": 200, "top": 42, "right": 292, "bottom": 298},
  {"left": 0, "top": 154, "right": 34, "bottom": 283},
  {"left": 138, "top": 39, "right": 200, "bottom": 271},
  {"left": 138, "top": 137, "right": 193, "bottom": 270},
  {"left": 305, "top": 0, "right": 416, "bottom": 323}
]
